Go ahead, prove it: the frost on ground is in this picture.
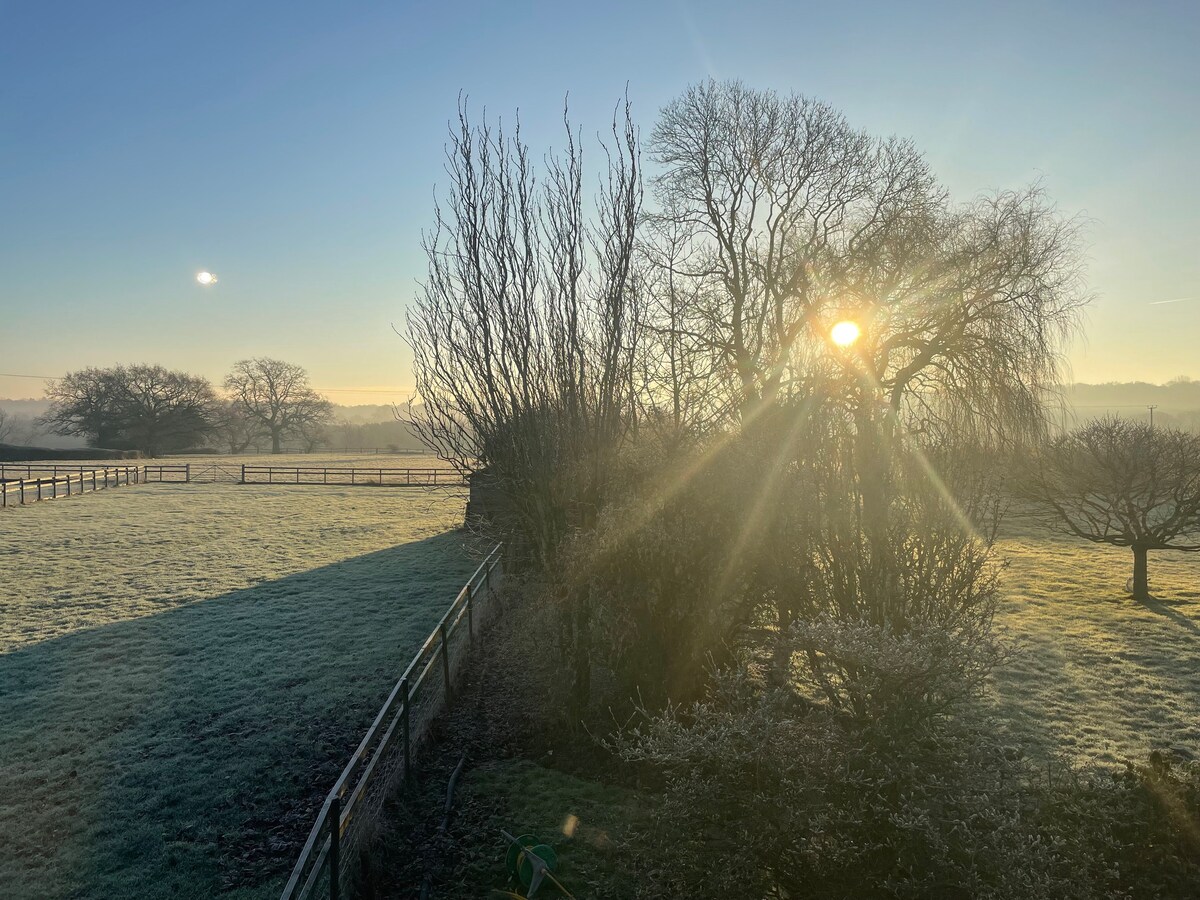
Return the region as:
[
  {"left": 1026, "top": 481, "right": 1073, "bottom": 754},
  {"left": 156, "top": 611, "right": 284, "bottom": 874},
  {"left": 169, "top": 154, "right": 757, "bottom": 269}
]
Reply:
[
  {"left": 991, "top": 513, "right": 1200, "bottom": 767},
  {"left": 0, "top": 483, "right": 478, "bottom": 899}
]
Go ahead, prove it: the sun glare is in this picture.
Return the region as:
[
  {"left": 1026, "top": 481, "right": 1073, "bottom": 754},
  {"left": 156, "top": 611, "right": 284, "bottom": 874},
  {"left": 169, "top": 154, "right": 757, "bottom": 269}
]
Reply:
[
  {"left": 196, "top": 271, "right": 218, "bottom": 286},
  {"left": 830, "top": 320, "right": 860, "bottom": 347}
]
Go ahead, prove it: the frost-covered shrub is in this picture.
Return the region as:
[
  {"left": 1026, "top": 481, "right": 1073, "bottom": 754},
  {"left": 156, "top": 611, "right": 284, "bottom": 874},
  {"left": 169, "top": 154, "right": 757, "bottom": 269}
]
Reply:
[{"left": 611, "top": 664, "right": 1200, "bottom": 899}]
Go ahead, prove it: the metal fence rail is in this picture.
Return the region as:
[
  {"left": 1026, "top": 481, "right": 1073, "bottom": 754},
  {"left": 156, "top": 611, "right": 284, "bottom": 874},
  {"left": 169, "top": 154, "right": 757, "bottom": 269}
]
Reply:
[
  {"left": 280, "top": 542, "right": 504, "bottom": 900},
  {"left": 0, "top": 466, "right": 143, "bottom": 507},
  {"left": 241, "top": 466, "right": 467, "bottom": 487}
]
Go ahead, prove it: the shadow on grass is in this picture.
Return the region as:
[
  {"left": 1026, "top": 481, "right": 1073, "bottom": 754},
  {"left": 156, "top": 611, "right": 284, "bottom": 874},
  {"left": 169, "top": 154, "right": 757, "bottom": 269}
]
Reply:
[
  {"left": 1140, "top": 598, "right": 1200, "bottom": 634},
  {"left": 0, "top": 530, "right": 477, "bottom": 900}
]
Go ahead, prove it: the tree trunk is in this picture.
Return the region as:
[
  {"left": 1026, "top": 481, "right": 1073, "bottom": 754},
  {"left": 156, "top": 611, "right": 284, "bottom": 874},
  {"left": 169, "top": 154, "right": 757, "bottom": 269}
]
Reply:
[
  {"left": 271, "top": 429, "right": 282, "bottom": 454},
  {"left": 1131, "top": 544, "right": 1151, "bottom": 602}
]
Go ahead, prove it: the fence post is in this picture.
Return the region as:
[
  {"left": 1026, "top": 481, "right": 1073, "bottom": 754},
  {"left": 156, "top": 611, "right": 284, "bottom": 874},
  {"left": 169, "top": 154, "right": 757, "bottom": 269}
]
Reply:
[
  {"left": 401, "top": 676, "right": 412, "bottom": 788},
  {"left": 329, "top": 794, "right": 341, "bottom": 900},
  {"left": 186, "top": 464, "right": 191, "bottom": 483},
  {"left": 240, "top": 464, "right": 245, "bottom": 484},
  {"left": 439, "top": 623, "right": 452, "bottom": 702},
  {"left": 466, "top": 582, "right": 475, "bottom": 645}
]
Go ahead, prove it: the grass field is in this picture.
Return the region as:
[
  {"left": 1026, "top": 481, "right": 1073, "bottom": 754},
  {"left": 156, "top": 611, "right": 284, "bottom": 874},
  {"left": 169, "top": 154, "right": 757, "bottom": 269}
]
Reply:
[
  {"left": 991, "top": 511, "right": 1200, "bottom": 766},
  {"left": 0, "top": 478, "right": 475, "bottom": 899}
]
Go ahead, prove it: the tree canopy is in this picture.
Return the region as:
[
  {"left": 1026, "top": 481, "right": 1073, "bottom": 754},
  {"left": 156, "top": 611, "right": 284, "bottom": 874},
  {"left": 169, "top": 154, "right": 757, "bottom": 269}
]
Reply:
[
  {"left": 224, "top": 358, "right": 333, "bottom": 454},
  {"left": 41, "top": 365, "right": 215, "bottom": 455}
]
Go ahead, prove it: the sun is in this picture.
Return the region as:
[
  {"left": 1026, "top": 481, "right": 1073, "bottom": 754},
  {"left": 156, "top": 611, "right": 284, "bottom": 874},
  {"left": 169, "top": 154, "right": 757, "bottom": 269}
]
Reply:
[
  {"left": 830, "top": 320, "right": 860, "bottom": 347},
  {"left": 196, "top": 271, "right": 218, "bottom": 286}
]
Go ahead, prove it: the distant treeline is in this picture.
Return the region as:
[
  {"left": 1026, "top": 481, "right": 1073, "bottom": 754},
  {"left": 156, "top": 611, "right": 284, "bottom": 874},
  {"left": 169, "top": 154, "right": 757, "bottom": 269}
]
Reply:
[{"left": 0, "top": 360, "right": 425, "bottom": 455}]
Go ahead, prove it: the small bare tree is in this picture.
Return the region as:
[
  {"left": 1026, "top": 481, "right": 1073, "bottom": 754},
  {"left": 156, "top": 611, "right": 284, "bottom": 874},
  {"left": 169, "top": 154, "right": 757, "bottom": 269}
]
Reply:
[
  {"left": 1028, "top": 417, "right": 1200, "bottom": 601},
  {"left": 0, "top": 409, "right": 12, "bottom": 444},
  {"left": 405, "top": 96, "right": 643, "bottom": 565},
  {"left": 224, "top": 359, "right": 333, "bottom": 454}
]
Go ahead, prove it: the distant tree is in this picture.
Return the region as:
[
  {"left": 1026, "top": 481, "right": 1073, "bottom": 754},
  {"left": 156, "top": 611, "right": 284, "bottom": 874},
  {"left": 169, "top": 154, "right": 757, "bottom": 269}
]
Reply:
[
  {"left": 295, "top": 417, "right": 329, "bottom": 453},
  {"left": 1028, "top": 417, "right": 1200, "bottom": 602},
  {"left": 41, "top": 365, "right": 215, "bottom": 455},
  {"left": 2, "top": 413, "right": 45, "bottom": 447},
  {"left": 0, "top": 409, "right": 12, "bottom": 444},
  {"left": 224, "top": 358, "right": 333, "bottom": 454},
  {"left": 210, "top": 400, "right": 263, "bottom": 455}
]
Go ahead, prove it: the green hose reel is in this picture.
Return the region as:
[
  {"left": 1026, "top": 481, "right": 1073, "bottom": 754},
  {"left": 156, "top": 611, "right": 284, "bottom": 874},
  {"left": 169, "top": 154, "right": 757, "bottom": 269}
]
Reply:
[{"left": 500, "top": 829, "right": 570, "bottom": 898}]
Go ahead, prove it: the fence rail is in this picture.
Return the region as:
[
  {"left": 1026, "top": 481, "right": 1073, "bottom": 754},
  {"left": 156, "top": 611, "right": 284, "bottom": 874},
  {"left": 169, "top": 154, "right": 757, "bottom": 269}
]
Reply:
[
  {"left": 280, "top": 542, "right": 504, "bottom": 900},
  {"left": 0, "top": 463, "right": 190, "bottom": 482},
  {"left": 0, "top": 466, "right": 144, "bottom": 507},
  {"left": 241, "top": 466, "right": 467, "bottom": 487}
]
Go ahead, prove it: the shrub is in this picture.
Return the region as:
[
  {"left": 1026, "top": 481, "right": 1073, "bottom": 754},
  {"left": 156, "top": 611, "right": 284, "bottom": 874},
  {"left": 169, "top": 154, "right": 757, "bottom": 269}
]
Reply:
[{"left": 611, "top": 663, "right": 1200, "bottom": 899}]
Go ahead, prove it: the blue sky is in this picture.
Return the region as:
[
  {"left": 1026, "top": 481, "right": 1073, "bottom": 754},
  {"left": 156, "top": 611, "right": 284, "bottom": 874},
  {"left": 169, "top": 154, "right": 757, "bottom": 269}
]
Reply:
[{"left": 1, "top": 0, "right": 1197, "bottom": 401}]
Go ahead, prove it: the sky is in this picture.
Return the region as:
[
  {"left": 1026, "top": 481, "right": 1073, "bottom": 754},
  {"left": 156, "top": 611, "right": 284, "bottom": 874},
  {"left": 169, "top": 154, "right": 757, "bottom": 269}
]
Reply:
[{"left": 1, "top": 0, "right": 1197, "bottom": 402}]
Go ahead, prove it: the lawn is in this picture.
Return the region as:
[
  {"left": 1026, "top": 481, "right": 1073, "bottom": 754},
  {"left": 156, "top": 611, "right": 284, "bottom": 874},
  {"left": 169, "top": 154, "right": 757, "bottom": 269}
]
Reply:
[
  {"left": 0, "top": 480, "right": 477, "bottom": 899},
  {"left": 990, "top": 511, "right": 1200, "bottom": 766}
]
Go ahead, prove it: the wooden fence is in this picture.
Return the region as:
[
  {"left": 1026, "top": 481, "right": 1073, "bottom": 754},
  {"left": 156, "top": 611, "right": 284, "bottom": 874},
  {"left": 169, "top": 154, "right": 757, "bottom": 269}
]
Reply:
[
  {"left": 240, "top": 466, "right": 467, "bottom": 487},
  {"left": 280, "top": 543, "right": 504, "bottom": 900},
  {"left": 0, "top": 463, "right": 190, "bottom": 483},
  {"left": 0, "top": 466, "right": 143, "bottom": 507}
]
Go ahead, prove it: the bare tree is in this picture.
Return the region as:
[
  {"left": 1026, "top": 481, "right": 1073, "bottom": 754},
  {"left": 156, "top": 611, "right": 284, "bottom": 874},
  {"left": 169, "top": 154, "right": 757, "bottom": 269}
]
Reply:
[
  {"left": 651, "top": 80, "right": 1087, "bottom": 546},
  {"left": 224, "top": 358, "right": 333, "bottom": 454},
  {"left": 405, "top": 96, "right": 643, "bottom": 565},
  {"left": 1027, "top": 417, "right": 1200, "bottom": 602},
  {"left": 0, "top": 409, "right": 12, "bottom": 444},
  {"left": 41, "top": 365, "right": 215, "bottom": 455},
  {"left": 649, "top": 80, "right": 942, "bottom": 421},
  {"left": 210, "top": 400, "right": 263, "bottom": 455},
  {"left": 651, "top": 82, "right": 1085, "bottom": 430}
]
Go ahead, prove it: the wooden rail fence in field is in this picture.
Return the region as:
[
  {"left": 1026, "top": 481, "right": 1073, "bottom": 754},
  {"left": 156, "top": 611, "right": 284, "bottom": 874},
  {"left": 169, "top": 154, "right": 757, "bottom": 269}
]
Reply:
[
  {"left": 0, "top": 464, "right": 193, "bottom": 507},
  {"left": 0, "top": 466, "right": 143, "bottom": 507},
  {"left": 0, "top": 463, "right": 190, "bottom": 482},
  {"left": 0, "top": 463, "right": 464, "bottom": 508},
  {"left": 239, "top": 466, "right": 467, "bottom": 487},
  {"left": 280, "top": 543, "right": 504, "bottom": 900}
]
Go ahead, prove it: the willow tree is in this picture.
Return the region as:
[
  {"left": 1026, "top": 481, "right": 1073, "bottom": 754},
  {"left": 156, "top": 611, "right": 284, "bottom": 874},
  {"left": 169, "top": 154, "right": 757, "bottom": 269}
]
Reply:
[
  {"left": 405, "top": 97, "right": 643, "bottom": 566},
  {"left": 649, "top": 80, "right": 1087, "bottom": 544}
]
